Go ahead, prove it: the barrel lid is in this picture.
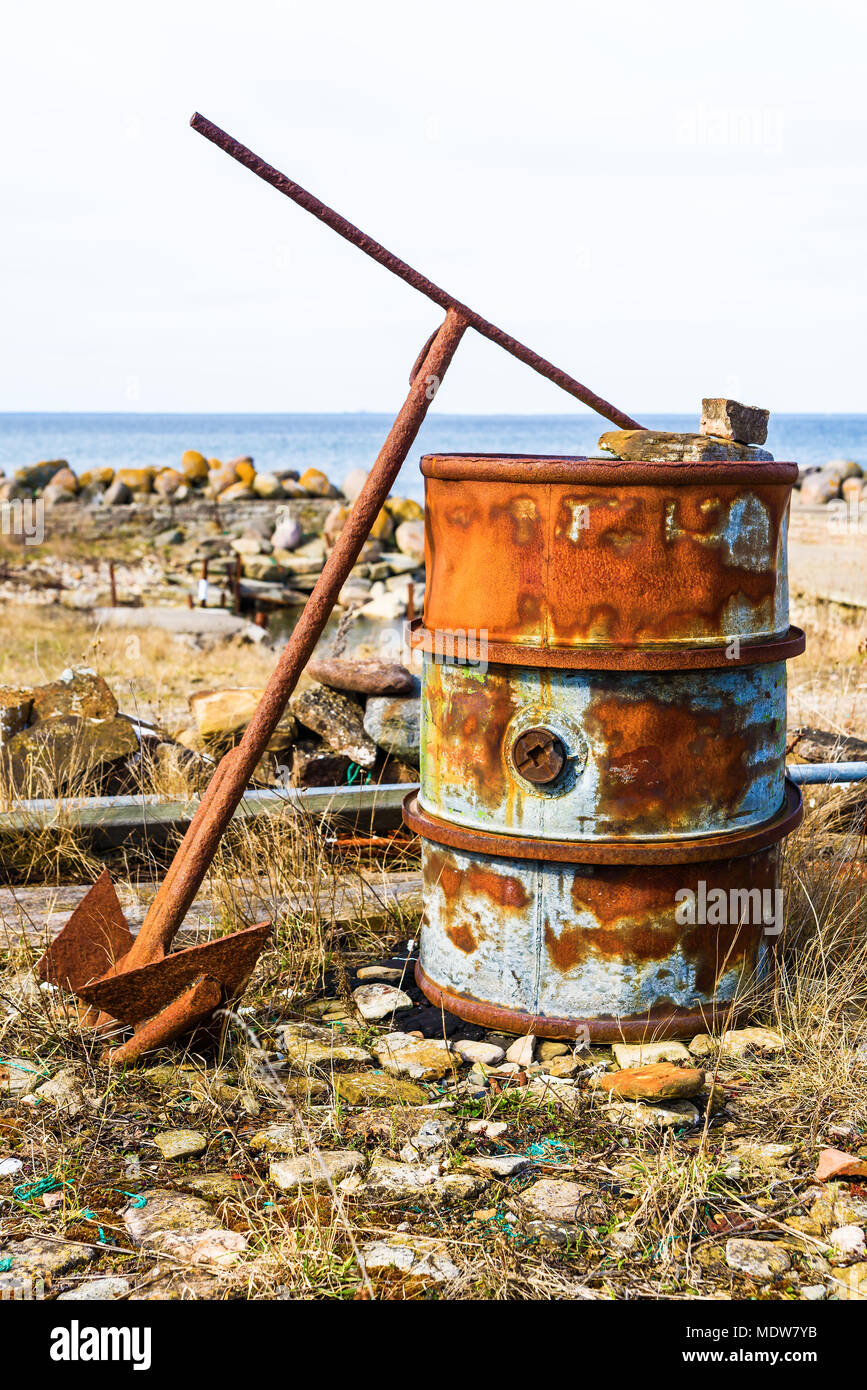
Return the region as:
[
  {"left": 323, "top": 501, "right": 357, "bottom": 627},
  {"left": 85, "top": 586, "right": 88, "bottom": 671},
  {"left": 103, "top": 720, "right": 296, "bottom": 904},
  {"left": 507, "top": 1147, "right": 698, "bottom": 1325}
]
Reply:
[
  {"left": 403, "top": 780, "right": 803, "bottom": 865},
  {"left": 421, "top": 453, "right": 799, "bottom": 486}
]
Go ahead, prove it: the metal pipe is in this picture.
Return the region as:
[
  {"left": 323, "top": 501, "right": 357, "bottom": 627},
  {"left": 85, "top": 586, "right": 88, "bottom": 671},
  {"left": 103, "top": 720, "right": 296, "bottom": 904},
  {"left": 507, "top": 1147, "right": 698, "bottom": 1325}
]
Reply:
[
  {"left": 787, "top": 762, "right": 867, "bottom": 785},
  {"left": 190, "top": 113, "right": 642, "bottom": 432},
  {"left": 127, "top": 309, "right": 467, "bottom": 967}
]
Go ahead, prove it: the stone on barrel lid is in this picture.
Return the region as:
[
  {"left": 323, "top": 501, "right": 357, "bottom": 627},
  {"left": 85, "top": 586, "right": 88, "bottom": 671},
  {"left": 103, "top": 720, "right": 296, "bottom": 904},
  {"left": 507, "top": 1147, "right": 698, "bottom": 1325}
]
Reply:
[{"left": 700, "top": 398, "right": 770, "bottom": 446}]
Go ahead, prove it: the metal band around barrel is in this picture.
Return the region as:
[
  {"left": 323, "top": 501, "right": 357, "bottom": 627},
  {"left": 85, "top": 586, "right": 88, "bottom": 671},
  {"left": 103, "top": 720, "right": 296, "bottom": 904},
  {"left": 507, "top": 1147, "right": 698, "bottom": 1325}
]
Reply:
[
  {"left": 420, "top": 453, "right": 799, "bottom": 486},
  {"left": 408, "top": 620, "right": 805, "bottom": 671},
  {"left": 402, "top": 780, "right": 803, "bottom": 866}
]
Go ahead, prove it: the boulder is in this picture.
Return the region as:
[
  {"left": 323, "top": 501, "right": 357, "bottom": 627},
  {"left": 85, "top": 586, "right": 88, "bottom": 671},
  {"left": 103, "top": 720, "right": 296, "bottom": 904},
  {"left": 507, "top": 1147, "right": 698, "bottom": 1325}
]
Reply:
[
  {"left": 395, "top": 520, "right": 425, "bottom": 563},
  {"left": 14, "top": 460, "right": 67, "bottom": 491},
  {"left": 307, "top": 657, "right": 415, "bottom": 698},
  {"left": 189, "top": 687, "right": 296, "bottom": 751},
  {"left": 386, "top": 496, "right": 424, "bottom": 524},
  {"left": 289, "top": 683, "right": 377, "bottom": 768},
  {"left": 181, "top": 450, "right": 209, "bottom": 481},
  {"left": 115, "top": 468, "right": 155, "bottom": 494},
  {"left": 154, "top": 467, "right": 184, "bottom": 496},
  {"left": 324, "top": 503, "right": 351, "bottom": 544},
  {"left": 825, "top": 458, "right": 863, "bottom": 481},
  {"left": 342, "top": 468, "right": 369, "bottom": 502},
  {"left": 207, "top": 465, "right": 238, "bottom": 496},
  {"left": 103, "top": 478, "right": 132, "bottom": 506},
  {"left": 31, "top": 668, "right": 117, "bottom": 721},
  {"left": 4, "top": 715, "right": 138, "bottom": 793},
  {"left": 288, "top": 739, "right": 352, "bottom": 787},
  {"left": 78, "top": 467, "right": 115, "bottom": 488},
  {"left": 0, "top": 687, "right": 33, "bottom": 743},
  {"left": 298, "top": 467, "right": 337, "bottom": 498},
  {"left": 218, "top": 482, "right": 256, "bottom": 502},
  {"left": 363, "top": 696, "right": 421, "bottom": 765},
  {"left": 252, "top": 472, "right": 285, "bottom": 499},
  {"left": 47, "top": 466, "right": 79, "bottom": 492},
  {"left": 800, "top": 474, "right": 840, "bottom": 505},
  {"left": 42, "top": 482, "right": 78, "bottom": 507},
  {"left": 369, "top": 508, "right": 394, "bottom": 542},
  {"left": 231, "top": 458, "right": 256, "bottom": 485}
]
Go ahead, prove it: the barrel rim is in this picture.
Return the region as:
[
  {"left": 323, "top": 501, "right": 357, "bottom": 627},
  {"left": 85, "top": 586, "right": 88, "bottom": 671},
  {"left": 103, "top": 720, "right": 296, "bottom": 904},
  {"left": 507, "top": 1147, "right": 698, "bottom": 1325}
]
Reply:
[
  {"left": 409, "top": 619, "right": 805, "bottom": 670},
  {"left": 403, "top": 780, "right": 803, "bottom": 865},
  {"left": 414, "top": 960, "right": 753, "bottom": 1042},
  {"left": 420, "top": 452, "right": 799, "bottom": 486}
]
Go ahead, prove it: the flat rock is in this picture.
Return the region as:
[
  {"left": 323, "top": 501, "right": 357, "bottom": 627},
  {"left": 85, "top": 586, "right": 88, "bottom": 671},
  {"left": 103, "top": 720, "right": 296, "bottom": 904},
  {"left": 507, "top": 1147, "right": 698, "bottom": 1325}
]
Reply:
[
  {"left": 612, "top": 1041, "right": 691, "bottom": 1068},
  {"left": 537, "top": 1041, "right": 570, "bottom": 1061},
  {"left": 56, "top": 1277, "right": 132, "bottom": 1301},
  {"left": 465, "top": 1154, "right": 530, "bottom": 1178},
  {"left": 604, "top": 1100, "right": 701, "bottom": 1129},
  {"left": 270, "top": 1149, "right": 365, "bottom": 1191},
  {"left": 123, "top": 1189, "right": 215, "bottom": 1243},
  {"left": 282, "top": 1037, "right": 373, "bottom": 1070},
  {"left": 729, "top": 1140, "right": 796, "bottom": 1175},
  {"left": 399, "top": 1118, "right": 461, "bottom": 1162},
  {"left": 0, "top": 1236, "right": 95, "bottom": 1279},
  {"left": 725, "top": 1238, "right": 791, "bottom": 1280},
  {"left": 32, "top": 1066, "right": 89, "bottom": 1117},
  {"left": 598, "top": 429, "right": 772, "bottom": 462},
  {"left": 373, "top": 1032, "right": 455, "bottom": 1081},
  {"left": 516, "top": 1179, "right": 590, "bottom": 1224},
  {"left": 356, "top": 964, "right": 406, "bottom": 982},
  {"left": 333, "top": 1073, "right": 428, "bottom": 1106},
  {"left": 700, "top": 398, "right": 769, "bottom": 445},
  {"left": 360, "top": 1233, "right": 459, "bottom": 1282},
  {"left": 342, "top": 1157, "right": 487, "bottom": 1205},
  {"left": 30, "top": 668, "right": 117, "bottom": 722},
  {"left": 307, "top": 657, "right": 415, "bottom": 697},
  {"left": 592, "top": 1063, "right": 705, "bottom": 1101},
  {"left": 153, "top": 1129, "right": 208, "bottom": 1160},
  {"left": 249, "top": 1125, "right": 300, "bottom": 1156},
  {"left": 1, "top": 1057, "right": 44, "bottom": 1095},
  {"left": 352, "top": 982, "right": 413, "bottom": 1021},
  {"left": 815, "top": 1148, "right": 867, "bottom": 1182},
  {"left": 453, "top": 1040, "right": 506, "bottom": 1067},
  {"left": 182, "top": 1173, "right": 239, "bottom": 1200}
]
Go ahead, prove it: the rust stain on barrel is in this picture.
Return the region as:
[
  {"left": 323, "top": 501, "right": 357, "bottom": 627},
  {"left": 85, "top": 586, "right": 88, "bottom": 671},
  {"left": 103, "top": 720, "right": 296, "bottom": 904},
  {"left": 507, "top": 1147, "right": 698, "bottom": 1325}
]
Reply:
[
  {"left": 424, "top": 663, "right": 518, "bottom": 809},
  {"left": 423, "top": 469, "right": 792, "bottom": 646},
  {"left": 424, "top": 846, "right": 529, "bottom": 910},
  {"left": 583, "top": 692, "right": 767, "bottom": 834}
]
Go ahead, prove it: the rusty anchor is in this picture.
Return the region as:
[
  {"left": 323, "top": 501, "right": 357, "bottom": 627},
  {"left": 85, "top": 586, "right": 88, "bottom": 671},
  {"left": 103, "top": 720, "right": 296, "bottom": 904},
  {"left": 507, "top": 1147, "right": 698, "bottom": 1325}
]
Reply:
[{"left": 38, "top": 114, "right": 641, "bottom": 1065}]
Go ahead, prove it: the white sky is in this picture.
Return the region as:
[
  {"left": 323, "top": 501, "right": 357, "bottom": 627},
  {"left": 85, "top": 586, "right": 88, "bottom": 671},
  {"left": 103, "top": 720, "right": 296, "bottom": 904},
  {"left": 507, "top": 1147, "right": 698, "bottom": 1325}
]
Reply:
[{"left": 2, "top": 0, "right": 866, "bottom": 417}]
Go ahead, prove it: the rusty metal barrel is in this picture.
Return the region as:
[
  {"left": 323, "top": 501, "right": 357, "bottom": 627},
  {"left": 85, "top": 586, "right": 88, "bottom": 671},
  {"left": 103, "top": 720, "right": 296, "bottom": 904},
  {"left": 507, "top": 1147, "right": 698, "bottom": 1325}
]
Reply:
[{"left": 403, "top": 452, "right": 805, "bottom": 1040}]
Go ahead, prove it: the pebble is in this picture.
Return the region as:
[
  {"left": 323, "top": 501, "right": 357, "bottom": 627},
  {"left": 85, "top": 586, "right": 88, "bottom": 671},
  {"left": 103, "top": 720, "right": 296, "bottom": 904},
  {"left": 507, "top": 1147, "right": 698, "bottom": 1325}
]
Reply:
[
  {"left": 467, "top": 1119, "right": 509, "bottom": 1140},
  {"left": 0, "top": 1158, "right": 24, "bottom": 1176},
  {"left": 32, "top": 1066, "right": 89, "bottom": 1117},
  {"left": 505, "top": 1034, "right": 536, "bottom": 1066},
  {"left": 356, "top": 965, "right": 406, "bottom": 983},
  {"left": 725, "top": 1238, "right": 791, "bottom": 1280},
  {"left": 800, "top": 1284, "right": 827, "bottom": 1301},
  {"left": 153, "top": 1129, "right": 208, "bottom": 1160},
  {"left": 829, "top": 1224, "right": 867, "bottom": 1259},
  {"left": 536, "top": 1041, "right": 570, "bottom": 1061},
  {"left": 399, "top": 1118, "right": 461, "bottom": 1163},
  {"left": 351, "top": 982, "right": 413, "bottom": 1021},
  {"left": 452, "top": 1039, "right": 506, "bottom": 1067},
  {"left": 690, "top": 1027, "right": 784, "bottom": 1058},
  {"left": 373, "top": 1032, "right": 455, "bottom": 1081},
  {"left": 270, "top": 1149, "right": 365, "bottom": 1191},
  {"left": 56, "top": 1277, "right": 132, "bottom": 1301}
]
